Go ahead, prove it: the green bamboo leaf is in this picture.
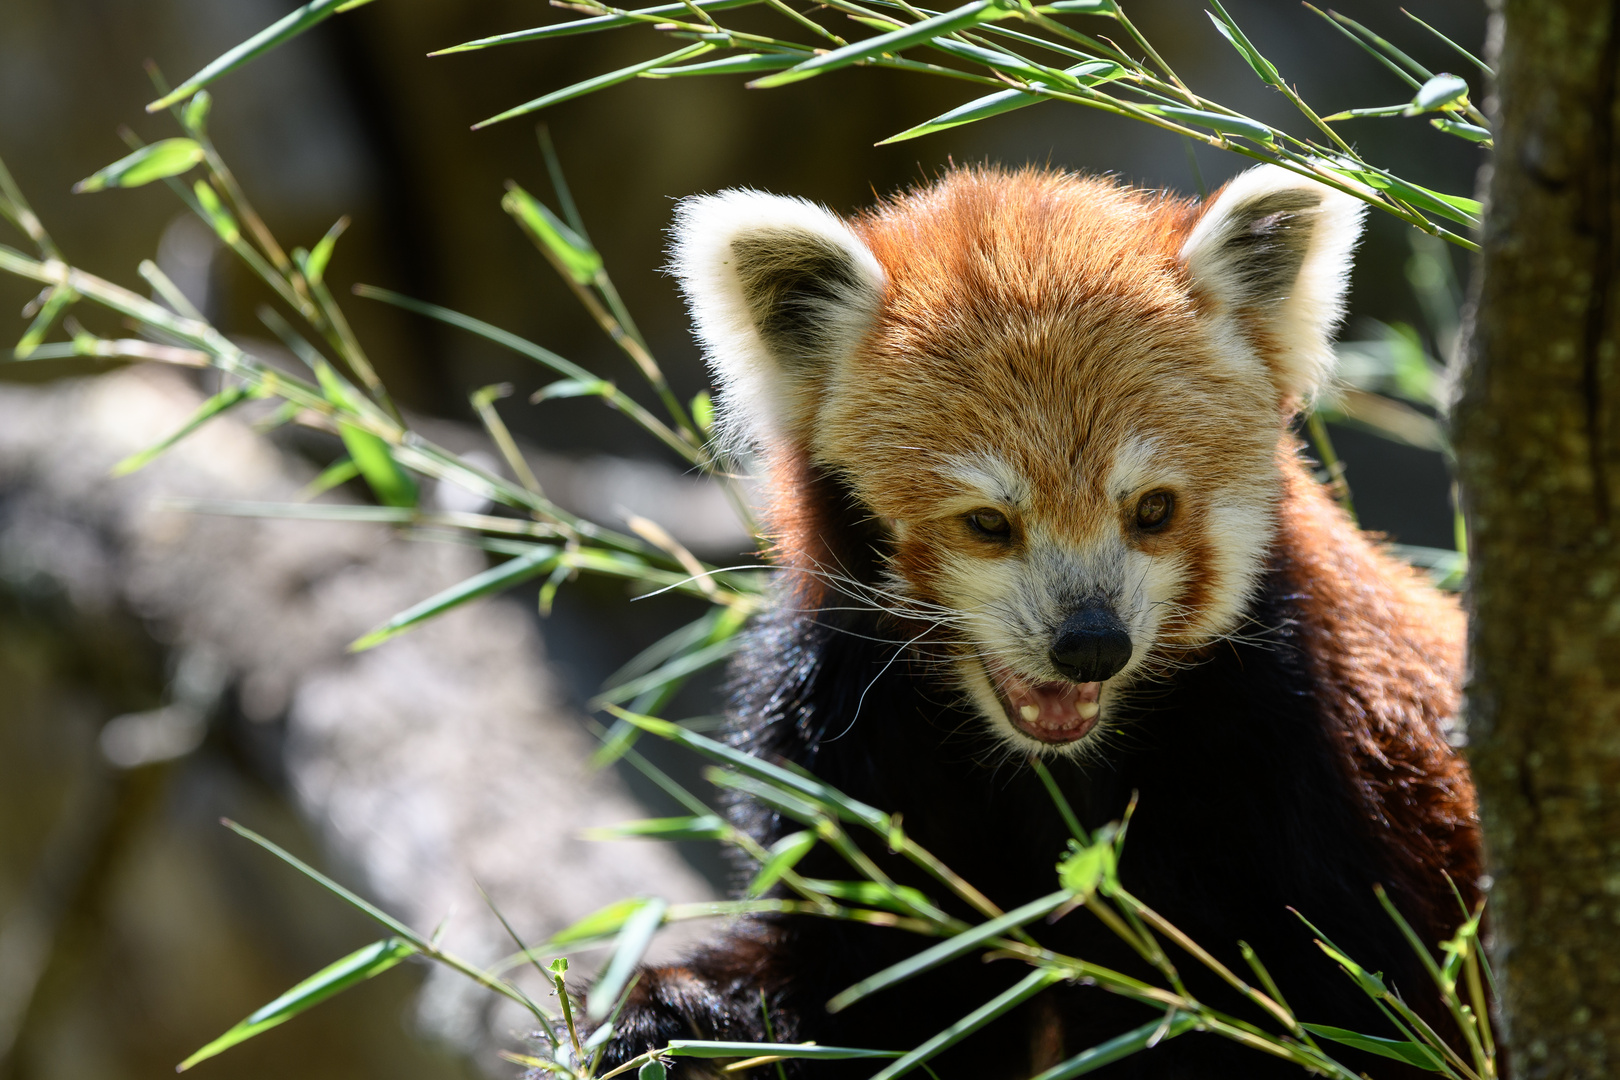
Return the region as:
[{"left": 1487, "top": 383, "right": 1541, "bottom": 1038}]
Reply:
[
  {"left": 1205, "top": 0, "right": 1280, "bottom": 86},
  {"left": 299, "top": 456, "right": 362, "bottom": 500},
  {"left": 879, "top": 71, "right": 1071, "bottom": 144},
  {"left": 1330, "top": 165, "right": 1480, "bottom": 226},
  {"left": 1293, "top": 908, "right": 1389, "bottom": 997},
  {"left": 826, "top": 891, "right": 1069, "bottom": 1012},
  {"left": 302, "top": 216, "right": 349, "bottom": 287},
  {"left": 690, "top": 391, "right": 715, "bottom": 435},
  {"left": 430, "top": 0, "right": 763, "bottom": 54},
  {"left": 585, "top": 814, "right": 728, "bottom": 841},
  {"left": 193, "top": 180, "right": 241, "bottom": 245},
  {"left": 1055, "top": 835, "right": 1115, "bottom": 900},
  {"left": 181, "top": 90, "right": 213, "bottom": 135},
  {"left": 553, "top": 897, "right": 651, "bottom": 947},
  {"left": 1406, "top": 72, "right": 1469, "bottom": 114},
  {"left": 647, "top": 52, "right": 803, "bottom": 77},
  {"left": 1151, "top": 105, "right": 1274, "bottom": 143},
  {"left": 1402, "top": 9, "right": 1492, "bottom": 76},
  {"left": 870, "top": 970, "right": 1061, "bottom": 1080},
  {"left": 751, "top": 0, "right": 1005, "bottom": 89},
  {"left": 353, "top": 285, "right": 598, "bottom": 384},
  {"left": 706, "top": 768, "right": 828, "bottom": 826},
  {"left": 112, "top": 386, "right": 252, "bottom": 476},
  {"left": 1029, "top": 1013, "right": 1198, "bottom": 1080},
  {"left": 147, "top": 0, "right": 378, "bottom": 112},
  {"left": 13, "top": 286, "right": 76, "bottom": 358},
  {"left": 1430, "top": 118, "right": 1492, "bottom": 144},
  {"left": 503, "top": 183, "right": 602, "bottom": 283},
  {"left": 310, "top": 360, "right": 418, "bottom": 508},
  {"left": 639, "top": 1062, "right": 667, "bottom": 1080},
  {"left": 177, "top": 937, "right": 415, "bottom": 1071},
  {"left": 796, "top": 878, "right": 937, "bottom": 916},
  {"left": 665, "top": 1041, "right": 900, "bottom": 1060},
  {"left": 1299, "top": 1024, "right": 1444, "bottom": 1069},
  {"left": 747, "top": 830, "right": 817, "bottom": 897},
  {"left": 1037, "top": 0, "right": 1116, "bottom": 11},
  {"left": 350, "top": 544, "right": 560, "bottom": 651},
  {"left": 589, "top": 637, "right": 742, "bottom": 708},
  {"left": 473, "top": 43, "right": 713, "bottom": 129},
  {"left": 73, "top": 139, "right": 205, "bottom": 193},
  {"left": 588, "top": 897, "right": 669, "bottom": 1020}
]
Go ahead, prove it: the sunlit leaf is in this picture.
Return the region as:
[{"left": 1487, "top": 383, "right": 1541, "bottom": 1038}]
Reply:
[
  {"left": 647, "top": 52, "right": 803, "bottom": 77},
  {"left": 665, "top": 1041, "right": 900, "bottom": 1060},
  {"left": 178, "top": 938, "right": 416, "bottom": 1071},
  {"left": 181, "top": 90, "right": 213, "bottom": 134},
  {"left": 1205, "top": 0, "right": 1280, "bottom": 86},
  {"left": 430, "top": 0, "right": 763, "bottom": 54},
  {"left": 1431, "top": 117, "right": 1492, "bottom": 144},
  {"left": 350, "top": 544, "right": 560, "bottom": 651},
  {"left": 1028, "top": 1013, "right": 1198, "bottom": 1080},
  {"left": 1299, "top": 1024, "right": 1444, "bottom": 1069},
  {"left": 193, "top": 180, "right": 241, "bottom": 245},
  {"left": 147, "top": 0, "right": 379, "bottom": 112},
  {"left": 585, "top": 814, "right": 728, "bottom": 842},
  {"left": 1152, "top": 105, "right": 1273, "bottom": 143},
  {"left": 1406, "top": 72, "right": 1469, "bottom": 114},
  {"left": 73, "top": 139, "right": 204, "bottom": 193},
  {"left": 473, "top": 44, "right": 713, "bottom": 129},
  {"left": 588, "top": 897, "right": 669, "bottom": 1020},
  {"left": 112, "top": 385, "right": 252, "bottom": 476},
  {"left": 1056, "top": 835, "right": 1115, "bottom": 900},
  {"left": 747, "top": 830, "right": 817, "bottom": 897},
  {"left": 870, "top": 970, "right": 1061, "bottom": 1080},
  {"left": 827, "top": 891, "right": 1069, "bottom": 1012},
  {"left": 751, "top": 0, "right": 1007, "bottom": 89},
  {"left": 302, "top": 216, "right": 349, "bottom": 287},
  {"left": 503, "top": 183, "right": 602, "bottom": 283}
]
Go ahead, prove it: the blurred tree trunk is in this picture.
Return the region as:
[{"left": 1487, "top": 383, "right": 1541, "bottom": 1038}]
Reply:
[{"left": 1454, "top": 0, "right": 1620, "bottom": 1075}]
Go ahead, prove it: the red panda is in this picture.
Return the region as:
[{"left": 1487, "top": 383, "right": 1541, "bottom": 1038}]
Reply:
[{"left": 594, "top": 166, "right": 1480, "bottom": 1078}]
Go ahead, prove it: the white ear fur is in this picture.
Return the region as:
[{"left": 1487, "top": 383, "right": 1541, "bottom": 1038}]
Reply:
[
  {"left": 670, "top": 189, "right": 885, "bottom": 455},
  {"left": 1179, "top": 165, "right": 1366, "bottom": 405}
]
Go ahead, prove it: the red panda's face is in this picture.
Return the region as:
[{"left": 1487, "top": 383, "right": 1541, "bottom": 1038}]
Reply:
[{"left": 674, "top": 167, "right": 1363, "bottom": 757}]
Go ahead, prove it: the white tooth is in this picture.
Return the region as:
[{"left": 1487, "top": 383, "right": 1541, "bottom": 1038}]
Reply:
[
  {"left": 1019, "top": 704, "right": 1040, "bottom": 722},
  {"left": 1078, "top": 702, "right": 1100, "bottom": 720}
]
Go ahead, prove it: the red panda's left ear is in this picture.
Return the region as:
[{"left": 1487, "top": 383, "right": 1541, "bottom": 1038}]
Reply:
[{"left": 1179, "top": 165, "right": 1366, "bottom": 409}]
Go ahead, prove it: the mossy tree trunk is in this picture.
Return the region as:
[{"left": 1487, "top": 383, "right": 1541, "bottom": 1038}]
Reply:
[{"left": 1454, "top": 0, "right": 1620, "bottom": 1074}]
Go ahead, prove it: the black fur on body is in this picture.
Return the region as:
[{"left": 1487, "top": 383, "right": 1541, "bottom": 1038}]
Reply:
[{"left": 595, "top": 484, "right": 1445, "bottom": 1080}]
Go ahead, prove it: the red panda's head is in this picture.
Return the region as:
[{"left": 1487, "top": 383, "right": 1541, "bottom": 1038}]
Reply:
[{"left": 673, "top": 166, "right": 1364, "bottom": 757}]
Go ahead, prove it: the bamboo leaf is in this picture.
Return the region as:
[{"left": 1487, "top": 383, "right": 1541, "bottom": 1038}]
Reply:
[
  {"left": 193, "top": 180, "right": 241, "bottom": 245},
  {"left": 473, "top": 44, "right": 713, "bottom": 129},
  {"left": 299, "top": 456, "right": 362, "bottom": 500},
  {"left": 354, "top": 285, "right": 599, "bottom": 383},
  {"left": 588, "top": 897, "right": 669, "bottom": 1020},
  {"left": 585, "top": 814, "right": 728, "bottom": 841},
  {"left": 147, "top": 0, "right": 378, "bottom": 112},
  {"left": 647, "top": 52, "right": 804, "bottom": 77},
  {"left": 1150, "top": 105, "right": 1274, "bottom": 143},
  {"left": 112, "top": 386, "right": 252, "bottom": 476},
  {"left": 1037, "top": 0, "right": 1116, "bottom": 11},
  {"left": 589, "top": 637, "right": 742, "bottom": 708},
  {"left": 177, "top": 938, "right": 415, "bottom": 1071},
  {"left": 430, "top": 0, "right": 764, "bottom": 54},
  {"left": 349, "top": 544, "right": 560, "bottom": 651},
  {"left": 665, "top": 1041, "right": 900, "bottom": 1059},
  {"left": 751, "top": 0, "right": 1006, "bottom": 88},
  {"left": 311, "top": 359, "right": 419, "bottom": 508},
  {"left": 302, "top": 216, "right": 349, "bottom": 287},
  {"left": 869, "top": 970, "right": 1061, "bottom": 1080},
  {"left": 14, "top": 286, "right": 76, "bottom": 357},
  {"left": 747, "top": 830, "right": 817, "bottom": 897},
  {"left": 1028, "top": 1013, "right": 1198, "bottom": 1080},
  {"left": 553, "top": 897, "right": 652, "bottom": 946},
  {"left": 1204, "top": 0, "right": 1280, "bottom": 86},
  {"left": 503, "top": 183, "right": 602, "bottom": 283},
  {"left": 826, "top": 891, "right": 1069, "bottom": 1012},
  {"left": 181, "top": 90, "right": 213, "bottom": 134},
  {"left": 1406, "top": 72, "right": 1469, "bottom": 115},
  {"left": 1299, "top": 1024, "right": 1444, "bottom": 1069},
  {"left": 1327, "top": 163, "right": 1481, "bottom": 226},
  {"left": 613, "top": 709, "right": 890, "bottom": 832},
  {"left": 73, "top": 139, "right": 204, "bottom": 193},
  {"left": 1430, "top": 118, "right": 1492, "bottom": 144}
]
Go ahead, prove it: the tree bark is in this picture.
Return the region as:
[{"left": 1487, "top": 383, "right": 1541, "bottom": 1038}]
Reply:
[{"left": 1454, "top": 0, "right": 1620, "bottom": 1075}]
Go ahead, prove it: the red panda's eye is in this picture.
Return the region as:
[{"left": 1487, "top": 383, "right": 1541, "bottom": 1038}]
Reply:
[
  {"left": 966, "top": 509, "right": 1012, "bottom": 540},
  {"left": 1135, "top": 491, "right": 1174, "bottom": 531}
]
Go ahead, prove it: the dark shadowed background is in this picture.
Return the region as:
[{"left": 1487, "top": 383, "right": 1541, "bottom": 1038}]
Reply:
[{"left": 0, "top": 2, "right": 1483, "bottom": 1077}]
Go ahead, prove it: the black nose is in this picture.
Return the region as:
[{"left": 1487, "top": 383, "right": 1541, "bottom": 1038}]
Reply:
[{"left": 1049, "top": 604, "right": 1133, "bottom": 683}]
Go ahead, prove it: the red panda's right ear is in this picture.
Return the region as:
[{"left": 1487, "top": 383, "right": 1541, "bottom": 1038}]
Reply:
[{"left": 670, "top": 190, "right": 885, "bottom": 455}]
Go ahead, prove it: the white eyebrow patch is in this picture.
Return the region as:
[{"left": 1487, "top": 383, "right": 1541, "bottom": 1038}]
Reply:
[
  {"left": 942, "top": 453, "right": 1031, "bottom": 508},
  {"left": 1107, "top": 435, "right": 1181, "bottom": 499}
]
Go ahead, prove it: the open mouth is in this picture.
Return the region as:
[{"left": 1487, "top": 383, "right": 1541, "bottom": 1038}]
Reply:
[{"left": 983, "top": 659, "right": 1102, "bottom": 744}]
